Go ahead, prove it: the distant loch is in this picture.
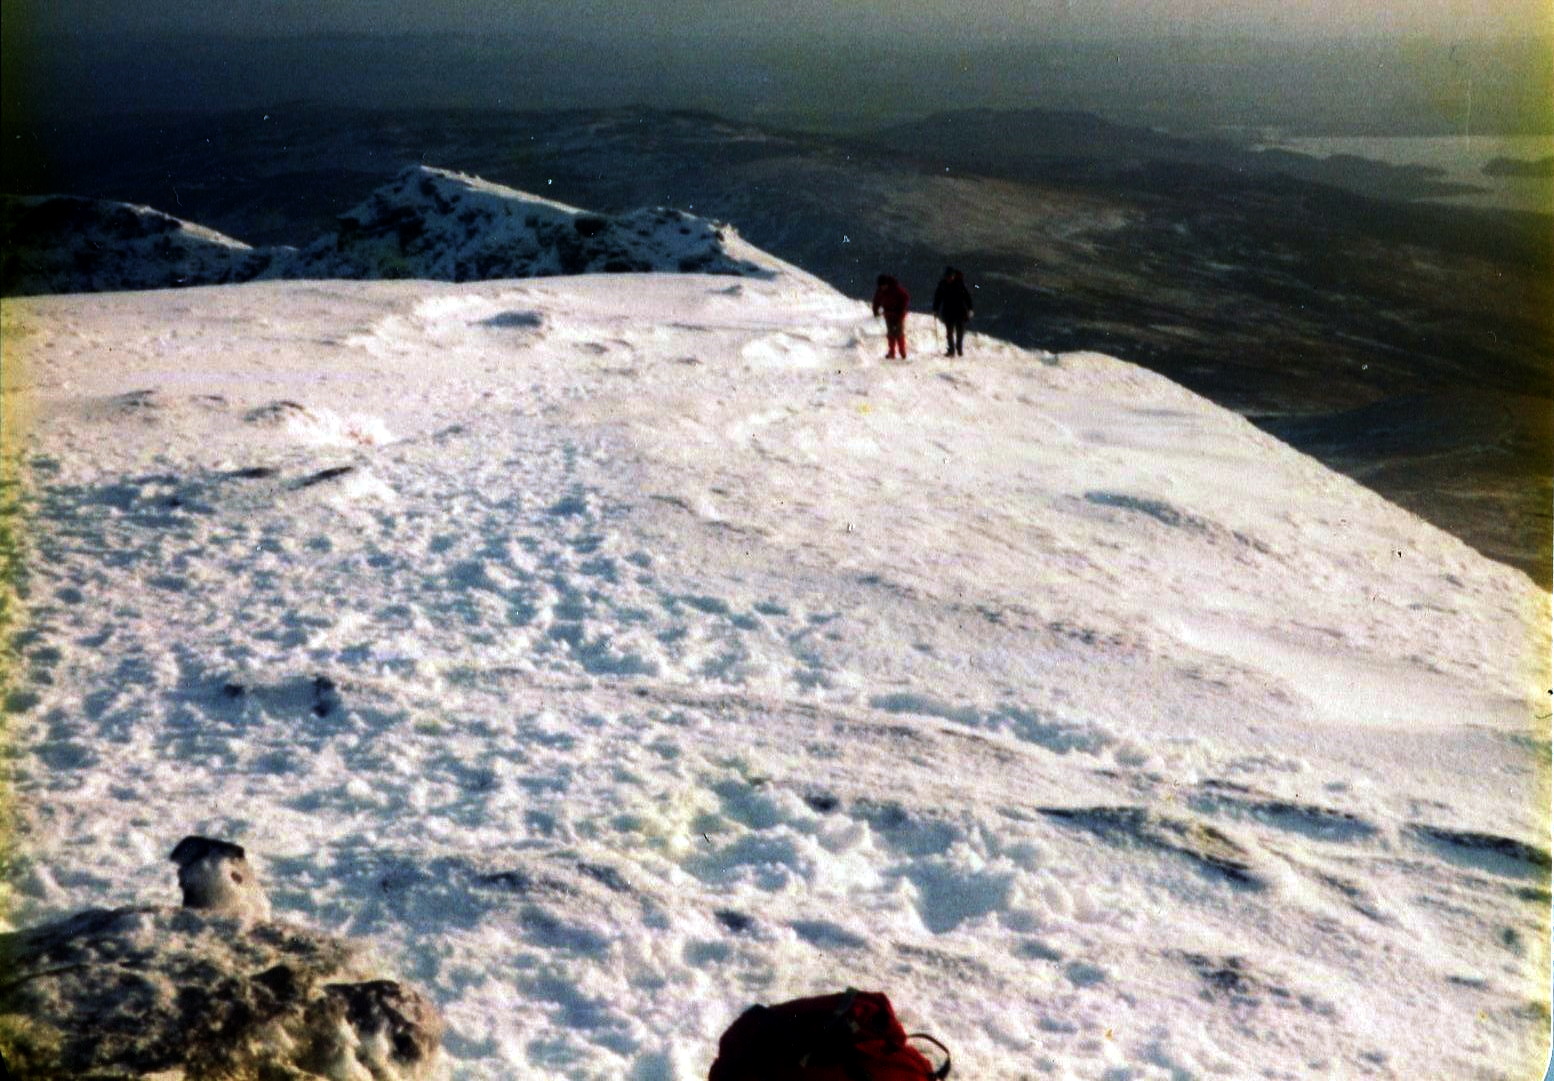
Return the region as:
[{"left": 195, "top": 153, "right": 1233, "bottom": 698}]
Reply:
[{"left": 1256, "top": 134, "right": 1554, "bottom": 213}]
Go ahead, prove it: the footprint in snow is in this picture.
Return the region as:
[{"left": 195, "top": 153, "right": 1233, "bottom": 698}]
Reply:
[
  {"left": 111, "top": 388, "right": 159, "bottom": 413},
  {"left": 244, "top": 399, "right": 394, "bottom": 447},
  {"left": 205, "top": 674, "right": 343, "bottom": 727},
  {"left": 476, "top": 310, "right": 544, "bottom": 329}
]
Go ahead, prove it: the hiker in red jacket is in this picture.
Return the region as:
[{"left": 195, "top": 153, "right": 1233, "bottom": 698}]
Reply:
[{"left": 871, "top": 274, "right": 911, "bottom": 359}]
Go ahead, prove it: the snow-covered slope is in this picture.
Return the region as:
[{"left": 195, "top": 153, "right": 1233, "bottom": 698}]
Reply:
[
  {"left": 0, "top": 194, "right": 275, "bottom": 295},
  {"left": 1, "top": 269, "right": 1548, "bottom": 1080}
]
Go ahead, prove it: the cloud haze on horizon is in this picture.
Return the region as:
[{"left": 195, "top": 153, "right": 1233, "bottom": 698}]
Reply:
[
  {"left": 3, "top": 0, "right": 1550, "bottom": 136},
  {"left": 8, "top": 0, "right": 1550, "bottom": 41}
]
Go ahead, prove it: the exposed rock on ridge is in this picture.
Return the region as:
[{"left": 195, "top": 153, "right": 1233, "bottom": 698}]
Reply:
[
  {"left": 0, "top": 194, "right": 273, "bottom": 295},
  {"left": 291, "top": 165, "right": 783, "bottom": 281},
  {"left": 0, "top": 838, "right": 446, "bottom": 1080}
]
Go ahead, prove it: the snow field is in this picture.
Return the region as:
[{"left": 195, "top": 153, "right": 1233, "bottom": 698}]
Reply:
[{"left": 1, "top": 271, "right": 1548, "bottom": 1079}]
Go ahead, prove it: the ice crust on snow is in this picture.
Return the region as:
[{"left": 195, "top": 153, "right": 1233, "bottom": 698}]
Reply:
[{"left": 1, "top": 255, "right": 1548, "bottom": 1079}]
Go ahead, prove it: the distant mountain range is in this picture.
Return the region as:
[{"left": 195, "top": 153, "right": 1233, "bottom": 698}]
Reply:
[
  {"left": 1483, "top": 155, "right": 1554, "bottom": 178},
  {"left": 865, "top": 109, "right": 1492, "bottom": 203}
]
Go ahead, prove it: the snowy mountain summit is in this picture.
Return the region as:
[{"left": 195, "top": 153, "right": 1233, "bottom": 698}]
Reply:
[
  {"left": 1, "top": 212, "right": 1548, "bottom": 1078},
  {"left": 291, "top": 166, "right": 793, "bottom": 283},
  {"left": 1, "top": 166, "right": 800, "bottom": 295}
]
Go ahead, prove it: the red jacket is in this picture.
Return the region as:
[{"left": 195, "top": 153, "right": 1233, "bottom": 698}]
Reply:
[{"left": 872, "top": 281, "right": 910, "bottom": 319}]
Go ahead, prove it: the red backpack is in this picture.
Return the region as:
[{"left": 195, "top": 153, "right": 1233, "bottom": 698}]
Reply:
[{"left": 708, "top": 989, "right": 951, "bottom": 1081}]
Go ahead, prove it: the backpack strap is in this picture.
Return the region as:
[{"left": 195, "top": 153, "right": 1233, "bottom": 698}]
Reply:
[
  {"left": 797, "top": 988, "right": 865, "bottom": 1074},
  {"left": 906, "top": 1033, "right": 952, "bottom": 1080},
  {"left": 798, "top": 987, "right": 860, "bottom": 1061}
]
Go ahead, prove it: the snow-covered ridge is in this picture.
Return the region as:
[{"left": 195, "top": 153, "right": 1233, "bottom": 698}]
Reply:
[
  {"left": 0, "top": 194, "right": 274, "bottom": 295},
  {"left": 289, "top": 166, "right": 795, "bottom": 282},
  {"left": 1, "top": 166, "right": 805, "bottom": 295}
]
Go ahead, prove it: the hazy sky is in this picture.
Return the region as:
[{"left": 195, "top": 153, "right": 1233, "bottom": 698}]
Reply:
[{"left": 11, "top": 0, "right": 1549, "bottom": 41}]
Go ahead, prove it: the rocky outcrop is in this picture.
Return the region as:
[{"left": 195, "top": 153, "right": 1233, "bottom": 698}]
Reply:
[
  {"left": 0, "top": 195, "right": 276, "bottom": 296},
  {"left": 0, "top": 839, "right": 446, "bottom": 1081}
]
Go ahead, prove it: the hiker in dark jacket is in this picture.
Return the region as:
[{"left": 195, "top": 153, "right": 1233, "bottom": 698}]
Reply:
[
  {"left": 871, "top": 274, "right": 911, "bottom": 359},
  {"left": 931, "top": 266, "right": 974, "bottom": 357}
]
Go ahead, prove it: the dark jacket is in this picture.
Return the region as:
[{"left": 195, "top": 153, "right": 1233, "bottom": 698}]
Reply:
[
  {"left": 932, "top": 275, "right": 973, "bottom": 322},
  {"left": 872, "top": 280, "right": 911, "bottom": 320}
]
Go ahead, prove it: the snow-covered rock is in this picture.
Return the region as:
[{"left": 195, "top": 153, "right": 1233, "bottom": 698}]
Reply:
[
  {"left": 0, "top": 839, "right": 446, "bottom": 1081},
  {"left": 289, "top": 165, "right": 794, "bottom": 282},
  {"left": 0, "top": 194, "right": 276, "bottom": 296},
  {"left": 170, "top": 835, "right": 273, "bottom": 919}
]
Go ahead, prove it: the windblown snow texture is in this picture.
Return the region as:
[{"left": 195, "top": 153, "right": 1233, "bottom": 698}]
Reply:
[{"left": 0, "top": 214, "right": 1547, "bottom": 1079}]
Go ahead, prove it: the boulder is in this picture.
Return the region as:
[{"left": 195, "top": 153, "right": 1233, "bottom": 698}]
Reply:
[{"left": 0, "top": 839, "right": 446, "bottom": 1081}]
